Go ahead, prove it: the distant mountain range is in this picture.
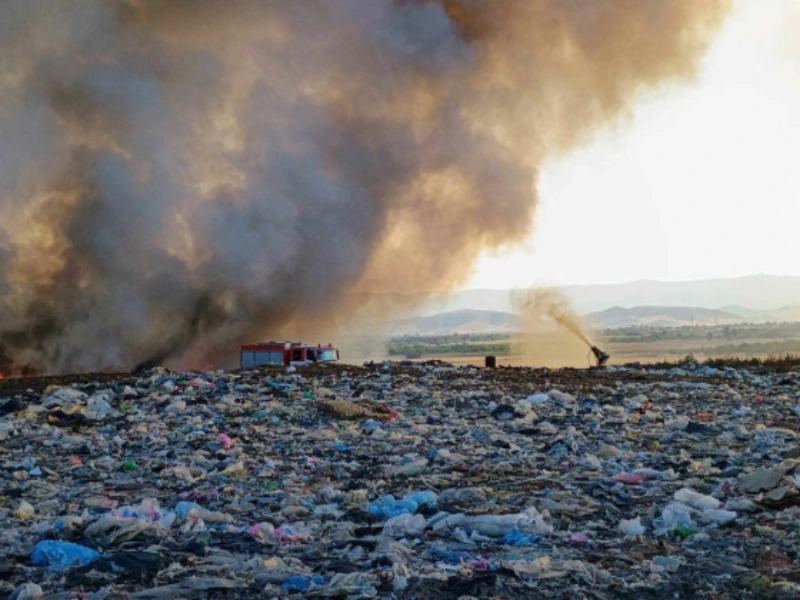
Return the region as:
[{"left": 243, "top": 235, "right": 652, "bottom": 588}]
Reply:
[
  {"left": 424, "top": 275, "right": 800, "bottom": 315},
  {"left": 584, "top": 306, "right": 743, "bottom": 328},
  {"left": 381, "top": 276, "right": 800, "bottom": 335},
  {"left": 390, "top": 303, "right": 800, "bottom": 335}
]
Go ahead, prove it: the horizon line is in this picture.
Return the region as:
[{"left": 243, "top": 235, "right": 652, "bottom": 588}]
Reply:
[{"left": 459, "top": 272, "right": 798, "bottom": 292}]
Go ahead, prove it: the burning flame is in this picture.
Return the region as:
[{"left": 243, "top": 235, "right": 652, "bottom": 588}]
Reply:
[{"left": 0, "top": 371, "right": 31, "bottom": 380}]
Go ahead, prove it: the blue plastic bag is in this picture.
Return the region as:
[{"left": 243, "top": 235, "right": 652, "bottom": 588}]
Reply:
[
  {"left": 405, "top": 491, "right": 437, "bottom": 509},
  {"left": 368, "top": 491, "right": 438, "bottom": 519},
  {"left": 282, "top": 575, "right": 326, "bottom": 593},
  {"left": 430, "top": 545, "right": 472, "bottom": 564},
  {"left": 31, "top": 541, "right": 100, "bottom": 571},
  {"left": 175, "top": 501, "right": 201, "bottom": 518},
  {"left": 368, "top": 495, "right": 414, "bottom": 518},
  {"left": 500, "top": 530, "right": 538, "bottom": 546},
  {"left": 282, "top": 576, "right": 310, "bottom": 593}
]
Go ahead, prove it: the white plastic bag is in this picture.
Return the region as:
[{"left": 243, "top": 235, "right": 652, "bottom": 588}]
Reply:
[
  {"left": 618, "top": 517, "right": 646, "bottom": 536},
  {"left": 383, "top": 513, "right": 426, "bottom": 538},
  {"left": 674, "top": 488, "right": 720, "bottom": 511}
]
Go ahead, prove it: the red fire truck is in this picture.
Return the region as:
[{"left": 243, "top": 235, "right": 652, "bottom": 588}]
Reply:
[{"left": 240, "top": 341, "right": 339, "bottom": 369}]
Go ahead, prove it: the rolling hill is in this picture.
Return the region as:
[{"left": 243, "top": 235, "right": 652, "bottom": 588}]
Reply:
[
  {"left": 584, "top": 306, "right": 743, "bottom": 328},
  {"left": 389, "top": 303, "right": 800, "bottom": 336},
  {"left": 424, "top": 275, "right": 800, "bottom": 315}
]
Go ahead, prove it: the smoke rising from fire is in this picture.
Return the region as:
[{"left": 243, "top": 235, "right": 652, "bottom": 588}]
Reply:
[{"left": 0, "top": 0, "right": 729, "bottom": 373}]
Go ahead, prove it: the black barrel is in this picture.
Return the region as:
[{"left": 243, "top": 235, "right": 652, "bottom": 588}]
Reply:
[{"left": 485, "top": 355, "right": 497, "bottom": 368}]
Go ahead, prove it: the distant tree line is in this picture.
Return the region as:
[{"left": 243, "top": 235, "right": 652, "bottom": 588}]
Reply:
[
  {"left": 388, "top": 334, "right": 511, "bottom": 358},
  {"left": 605, "top": 322, "right": 800, "bottom": 344}
]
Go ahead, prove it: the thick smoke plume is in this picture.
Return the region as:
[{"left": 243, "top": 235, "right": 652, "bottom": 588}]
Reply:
[{"left": 0, "top": 0, "right": 730, "bottom": 373}]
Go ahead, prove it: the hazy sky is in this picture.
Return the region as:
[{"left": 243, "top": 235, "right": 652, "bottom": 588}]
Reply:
[{"left": 466, "top": 0, "right": 800, "bottom": 290}]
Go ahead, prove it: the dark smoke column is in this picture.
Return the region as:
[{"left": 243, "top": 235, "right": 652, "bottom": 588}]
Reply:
[{"left": 0, "top": 0, "right": 730, "bottom": 374}]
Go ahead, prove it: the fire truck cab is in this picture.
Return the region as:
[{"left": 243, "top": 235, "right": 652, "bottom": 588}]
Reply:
[{"left": 240, "top": 341, "right": 339, "bottom": 369}]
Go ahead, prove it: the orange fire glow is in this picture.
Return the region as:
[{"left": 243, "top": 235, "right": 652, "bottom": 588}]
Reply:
[{"left": 0, "top": 372, "right": 28, "bottom": 380}]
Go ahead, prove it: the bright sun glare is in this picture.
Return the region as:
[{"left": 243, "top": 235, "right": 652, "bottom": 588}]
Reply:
[{"left": 465, "top": 0, "right": 800, "bottom": 290}]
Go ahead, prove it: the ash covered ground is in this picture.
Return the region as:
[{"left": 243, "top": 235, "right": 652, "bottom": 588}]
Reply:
[{"left": 2, "top": 361, "right": 800, "bottom": 599}]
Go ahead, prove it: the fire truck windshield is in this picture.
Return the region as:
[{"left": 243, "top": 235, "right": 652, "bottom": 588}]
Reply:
[{"left": 318, "top": 348, "right": 337, "bottom": 361}]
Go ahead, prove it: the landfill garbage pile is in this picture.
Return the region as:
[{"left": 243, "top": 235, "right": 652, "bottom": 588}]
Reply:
[{"left": 1, "top": 360, "right": 800, "bottom": 599}]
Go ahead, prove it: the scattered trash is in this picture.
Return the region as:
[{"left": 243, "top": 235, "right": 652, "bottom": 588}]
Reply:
[
  {"left": 615, "top": 471, "right": 648, "bottom": 485},
  {"left": 501, "top": 530, "right": 538, "bottom": 546},
  {"left": 282, "top": 575, "right": 314, "bottom": 593},
  {"left": 739, "top": 465, "right": 788, "bottom": 493},
  {"left": 14, "top": 500, "right": 36, "bottom": 520},
  {"left": 673, "top": 487, "right": 720, "bottom": 511},
  {"left": 368, "top": 491, "right": 437, "bottom": 518},
  {"left": 618, "top": 517, "right": 646, "bottom": 536},
  {"left": 8, "top": 583, "right": 43, "bottom": 600},
  {"left": 383, "top": 513, "right": 427, "bottom": 538},
  {"left": 218, "top": 433, "right": 234, "bottom": 449},
  {"left": 525, "top": 392, "right": 550, "bottom": 404},
  {"left": 650, "top": 555, "right": 682, "bottom": 574},
  {"left": 0, "top": 361, "right": 798, "bottom": 596}
]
